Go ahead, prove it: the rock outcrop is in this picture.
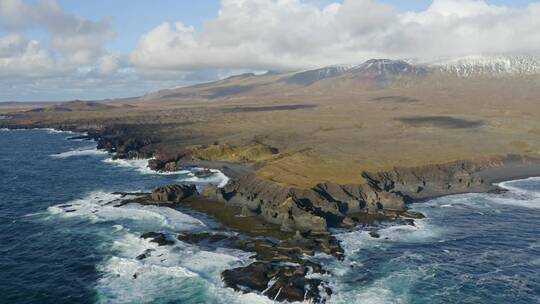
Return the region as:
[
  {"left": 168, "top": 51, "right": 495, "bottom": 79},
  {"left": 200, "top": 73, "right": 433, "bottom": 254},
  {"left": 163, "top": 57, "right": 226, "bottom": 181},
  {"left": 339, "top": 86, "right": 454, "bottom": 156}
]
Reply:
[
  {"left": 175, "top": 231, "right": 338, "bottom": 303},
  {"left": 151, "top": 184, "right": 198, "bottom": 203},
  {"left": 361, "top": 154, "right": 540, "bottom": 200},
  {"left": 198, "top": 173, "right": 407, "bottom": 233},
  {"left": 93, "top": 127, "right": 157, "bottom": 160}
]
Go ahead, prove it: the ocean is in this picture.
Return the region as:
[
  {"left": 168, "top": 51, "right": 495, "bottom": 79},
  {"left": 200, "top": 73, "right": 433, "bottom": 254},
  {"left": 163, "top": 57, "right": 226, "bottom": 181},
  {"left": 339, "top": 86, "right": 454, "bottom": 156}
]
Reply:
[{"left": 1, "top": 129, "right": 539, "bottom": 304}]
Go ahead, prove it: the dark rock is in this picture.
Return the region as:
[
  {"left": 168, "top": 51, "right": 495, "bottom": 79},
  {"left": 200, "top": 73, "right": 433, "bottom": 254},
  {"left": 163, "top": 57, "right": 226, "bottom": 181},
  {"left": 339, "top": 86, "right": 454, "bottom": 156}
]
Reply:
[
  {"left": 177, "top": 232, "right": 235, "bottom": 245},
  {"left": 136, "top": 249, "right": 155, "bottom": 260},
  {"left": 400, "top": 218, "right": 416, "bottom": 226},
  {"left": 141, "top": 232, "right": 175, "bottom": 246},
  {"left": 66, "top": 135, "right": 91, "bottom": 141},
  {"left": 401, "top": 210, "right": 425, "bottom": 219},
  {"left": 222, "top": 261, "right": 330, "bottom": 303},
  {"left": 369, "top": 231, "right": 381, "bottom": 238},
  {"left": 200, "top": 173, "right": 408, "bottom": 233},
  {"left": 193, "top": 169, "right": 215, "bottom": 178},
  {"left": 151, "top": 184, "right": 198, "bottom": 203},
  {"left": 222, "top": 262, "right": 271, "bottom": 293},
  {"left": 488, "top": 187, "right": 509, "bottom": 195}
]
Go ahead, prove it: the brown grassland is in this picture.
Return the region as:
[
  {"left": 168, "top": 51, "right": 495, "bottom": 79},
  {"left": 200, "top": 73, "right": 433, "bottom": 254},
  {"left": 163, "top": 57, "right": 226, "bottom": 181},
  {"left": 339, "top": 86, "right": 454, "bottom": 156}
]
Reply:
[{"left": 2, "top": 71, "right": 540, "bottom": 188}]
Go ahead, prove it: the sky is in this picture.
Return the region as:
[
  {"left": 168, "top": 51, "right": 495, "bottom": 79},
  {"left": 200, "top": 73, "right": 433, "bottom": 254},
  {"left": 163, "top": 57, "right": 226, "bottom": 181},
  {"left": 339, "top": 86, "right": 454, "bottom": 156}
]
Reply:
[{"left": 1, "top": 0, "right": 540, "bottom": 102}]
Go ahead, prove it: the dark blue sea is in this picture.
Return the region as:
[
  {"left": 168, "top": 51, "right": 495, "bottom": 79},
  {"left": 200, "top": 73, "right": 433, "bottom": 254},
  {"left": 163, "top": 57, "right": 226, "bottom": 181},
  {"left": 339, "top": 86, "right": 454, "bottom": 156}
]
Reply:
[{"left": 1, "top": 129, "right": 539, "bottom": 304}]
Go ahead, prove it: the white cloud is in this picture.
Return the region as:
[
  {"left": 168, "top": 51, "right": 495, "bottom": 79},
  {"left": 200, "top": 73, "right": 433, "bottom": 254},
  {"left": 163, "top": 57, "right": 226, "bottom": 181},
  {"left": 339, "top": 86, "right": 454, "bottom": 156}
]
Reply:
[
  {"left": 0, "top": 34, "right": 62, "bottom": 77},
  {"left": 132, "top": 0, "right": 540, "bottom": 70},
  {"left": 2, "top": 0, "right": 540, "bottom": 101},
  {"left": 0, "top": 0, "right": 114, "bottom": 64}
]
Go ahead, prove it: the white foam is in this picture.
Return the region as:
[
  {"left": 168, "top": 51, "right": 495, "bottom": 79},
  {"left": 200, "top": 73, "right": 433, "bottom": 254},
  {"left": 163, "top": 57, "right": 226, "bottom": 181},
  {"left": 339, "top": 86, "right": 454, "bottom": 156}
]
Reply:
[
  {"left": 48, "top": 190, "right": 273, "bottom": 303},
  {"left": 336, "top": 218, "right": 440, "bottom": 256},
  {"left": 330, "top": 283, "right": 406, "bottom": 304},
  {"left": 0, "top": 128, "right": 27, "bottom": 131},
  {"left": 102, "top": 157, "right": 154, "bottom": 174},
  {"left": 50, "top": 147, "right": 108, "bottom": 158},
  {"left": 473, "top": 178, "right": 540, "bottom": 209},
  {"left": 102, "top": 157, "right": 191, "bottom": 176},
  {"left": 47, "top": 189, "right": 286, "bottom": 303},
  {"left": 497, "top": 177, "right": 540, "bottom": 195},
  {"left": 96, "top": 233, "right": 199, "bottom": 304},
  {"left": 179, "top": 168, "right": 230, "bottom": 188},
  {"left": 328, "top": 260, "right": 427, "bottom": 304},
  {"left": 41, "top": 128, "right": 76, "bottom": 135},
  {"left": 326, "top": 245, "right": 428, "bottom": 304},
  {"left": 48, "top": 191, "right": 208, "bottom": 231},
  {"left": 102, "top": 158, "right": 230, "bottom": 187},
  {"left": 489, "top": 196, "right": 540, "bottom": 209}
]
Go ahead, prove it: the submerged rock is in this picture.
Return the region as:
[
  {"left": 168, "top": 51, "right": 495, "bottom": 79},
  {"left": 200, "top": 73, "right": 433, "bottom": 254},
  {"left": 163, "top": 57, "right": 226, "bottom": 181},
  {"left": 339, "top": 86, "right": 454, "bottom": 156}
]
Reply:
[
  {"left": 401, "top": 210, "right": 425, "bottom": 219},
  {"left": 141, "top": 232, "right": 175, "bottom": 246},
  {"left": 369, "top": 231, "right": 381, "bottom": 238},
  {"left": 136, "top": 249, "right": 155, "bottom": 260}
]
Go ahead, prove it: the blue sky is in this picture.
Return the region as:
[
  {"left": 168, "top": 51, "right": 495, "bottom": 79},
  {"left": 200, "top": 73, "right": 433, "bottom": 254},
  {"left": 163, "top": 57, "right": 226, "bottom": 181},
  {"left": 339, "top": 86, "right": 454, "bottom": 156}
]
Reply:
[
  {"left": 58, "top": 0, "right": 221, "bottom": 53},
  {"left": 55, "top": 0, "right": 536, "bottom": 55},
  {"left": 1, "top": 0, "right": 540, "bottom": 102}
]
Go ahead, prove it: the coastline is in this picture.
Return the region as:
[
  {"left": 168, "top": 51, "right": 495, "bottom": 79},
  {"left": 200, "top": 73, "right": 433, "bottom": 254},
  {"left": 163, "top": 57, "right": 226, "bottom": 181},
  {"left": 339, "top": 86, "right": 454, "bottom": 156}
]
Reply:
[{"left": 3, "top": 125, "right": 540, "bottom": 303}]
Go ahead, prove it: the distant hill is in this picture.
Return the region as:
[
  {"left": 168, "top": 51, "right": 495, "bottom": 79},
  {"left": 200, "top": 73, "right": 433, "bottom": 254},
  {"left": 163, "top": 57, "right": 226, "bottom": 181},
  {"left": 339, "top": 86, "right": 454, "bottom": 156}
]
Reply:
[
  {"left": 27, "top": 100, "right": 116, "bottom": 113},
  {"left": 135, "top": 56, "right": 540, "bottom": 105}
]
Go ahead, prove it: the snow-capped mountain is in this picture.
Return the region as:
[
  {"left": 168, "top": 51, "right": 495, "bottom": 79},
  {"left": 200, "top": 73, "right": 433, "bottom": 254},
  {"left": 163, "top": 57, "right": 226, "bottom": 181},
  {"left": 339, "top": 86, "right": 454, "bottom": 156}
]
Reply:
[
  {"left": 285, "top": 59, "right": 428, "bottom": 85},
  {"left": 351, "top": 59, "right": 428, "bottom": 77},
  {"left": 425, "top": 55, "right": 540, "bottom": 77}
]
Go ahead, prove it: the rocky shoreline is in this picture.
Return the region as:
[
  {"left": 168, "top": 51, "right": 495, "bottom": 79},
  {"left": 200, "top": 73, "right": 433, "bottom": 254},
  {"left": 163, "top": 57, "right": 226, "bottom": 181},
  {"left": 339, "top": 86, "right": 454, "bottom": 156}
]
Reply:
[{"left": 4, "top": 122, "right": 540, "bottom": 302}]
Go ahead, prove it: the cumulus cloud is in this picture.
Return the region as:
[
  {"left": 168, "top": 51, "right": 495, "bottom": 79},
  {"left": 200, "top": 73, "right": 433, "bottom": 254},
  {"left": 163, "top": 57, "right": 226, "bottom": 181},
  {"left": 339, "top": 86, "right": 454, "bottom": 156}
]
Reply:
[
  {"left": 0, "top": 34, "right": 64, "bottom": 78},
  {"left": 0, "top": 0, "right": 114, "bottom": 65},
  {"left": 0, "top": 0, "right": 129, "bottom": 100},
  {"left": 131, "top": 0, "right": 540, "bottom": 71}
]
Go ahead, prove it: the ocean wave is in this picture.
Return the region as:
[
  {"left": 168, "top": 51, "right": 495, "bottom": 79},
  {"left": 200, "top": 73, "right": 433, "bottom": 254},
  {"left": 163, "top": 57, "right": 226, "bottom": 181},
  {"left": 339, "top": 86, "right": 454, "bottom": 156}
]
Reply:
[
  {"left": 42, "top": 128, "right": 76, "bottom": 135},
  {"left": 47, "top": 190, "right": 273, "bottom": 304},
  {"left": 47, "top": 191, "right": 208, "bottom": 231},
  {"left": 335, "top": 217, "right": 440, "bottom": 257},
  {"left": 330, "top": 280, "right": 408, "bottom": 304},
  {"left": 50, "top": 147, "right": 108, "bottom": 158},
  {"left": 103, "top": 158, "right": 230, "bottom": 188},
  {"left": 326, "top": 250, "right": 427, "bottom": 304},
  {"left": 0, "top": 127, "right": 83, "bottom": 137},
  {"left": 179, "top": 168, "right": 230, "bottom": 188},
  {"left": 0, "top": 128, "right": 28, "bottom": 131},
  {"left": 102, "top": 157, "right": 190, "bottom": 176},
  {"left": 429, "top": 178, "right": 540, "bottom": 210},
  {"left": 95, "top": 230, "right": 264, "bottom": 304}
]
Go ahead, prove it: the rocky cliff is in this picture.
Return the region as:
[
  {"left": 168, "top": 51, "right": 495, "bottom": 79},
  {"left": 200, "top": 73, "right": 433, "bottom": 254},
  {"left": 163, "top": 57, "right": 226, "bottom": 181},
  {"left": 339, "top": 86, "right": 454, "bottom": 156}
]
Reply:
[{"left": 362, "top": 154, "right": 540, "bottom": 200}]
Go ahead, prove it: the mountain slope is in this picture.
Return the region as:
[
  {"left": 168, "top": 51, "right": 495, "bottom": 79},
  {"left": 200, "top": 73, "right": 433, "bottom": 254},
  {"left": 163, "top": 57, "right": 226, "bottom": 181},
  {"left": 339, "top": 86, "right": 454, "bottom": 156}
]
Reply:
[
  {"left": 126, "top": 56, "right": 540, "bottom": 105},
  {"left": 426, "top": 55, "right": 540, "bottom": 77}
]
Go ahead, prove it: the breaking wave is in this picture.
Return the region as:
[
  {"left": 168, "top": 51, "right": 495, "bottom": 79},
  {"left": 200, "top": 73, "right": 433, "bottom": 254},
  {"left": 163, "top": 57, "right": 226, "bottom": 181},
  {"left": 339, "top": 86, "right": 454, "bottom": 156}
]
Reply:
[
  {"left": 50, "top": 147, "right": 109, "bottom": 158},
  {"left": 47, "top": 191, "right": 274, "bottom": 304}
]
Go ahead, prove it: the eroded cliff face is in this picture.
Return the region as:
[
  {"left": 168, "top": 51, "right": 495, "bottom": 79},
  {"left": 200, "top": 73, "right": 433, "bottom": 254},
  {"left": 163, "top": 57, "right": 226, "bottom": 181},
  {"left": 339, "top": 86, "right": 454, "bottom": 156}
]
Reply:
[
  {"left": 195, "top": 155, "right": 540, "bottom": 233},
  {"left": 198, "top": 172, "right": 407, "bottom": 233},
  {"left": 362, "top": 155, "right": 540, "bottom": 200}
]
